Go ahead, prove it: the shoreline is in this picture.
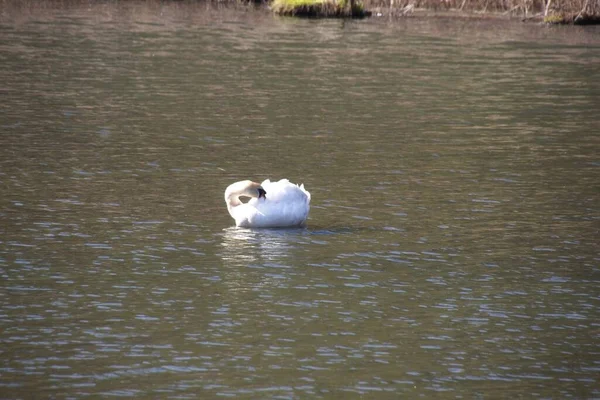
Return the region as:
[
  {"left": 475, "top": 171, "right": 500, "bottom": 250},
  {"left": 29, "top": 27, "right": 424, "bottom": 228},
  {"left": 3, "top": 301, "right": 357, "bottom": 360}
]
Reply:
[
  {"left": 362, "top": 7, "right": 600, "bottom": 25},
  {"left": 256, "top": 0, "right": 599, "bottom": 24},
  {"left": 1, "top": 0, "right": 599, "bottom": 25},
  {"left": 267, "top": 0, "right": 600, "bottom": 24}
]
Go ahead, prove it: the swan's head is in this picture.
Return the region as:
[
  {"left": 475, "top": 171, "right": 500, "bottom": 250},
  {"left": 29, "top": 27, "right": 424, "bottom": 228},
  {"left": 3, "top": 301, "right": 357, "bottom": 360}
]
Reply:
[
  {"left": 257, "top": 187, "right": 266, "bottom": 199},
  {"left": 240, "top": 181, "right": 266, "bottom": 200}
]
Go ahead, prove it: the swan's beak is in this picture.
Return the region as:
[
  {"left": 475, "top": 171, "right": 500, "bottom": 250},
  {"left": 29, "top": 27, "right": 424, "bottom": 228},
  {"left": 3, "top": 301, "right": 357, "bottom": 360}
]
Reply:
[{"left": 258, "top": 188, "right": 267, "bottom": 199}]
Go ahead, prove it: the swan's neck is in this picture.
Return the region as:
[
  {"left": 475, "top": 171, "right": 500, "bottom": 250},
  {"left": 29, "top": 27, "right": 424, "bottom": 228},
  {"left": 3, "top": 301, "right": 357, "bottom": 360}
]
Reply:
[
  {"left": 224, "top": 182, "right": 248, "bottom": 213},
  {"left": 224, "top": 180, "right": 261, "bottom": 218},
  {"left": 225, "top": 192, "right": 242, "bottom": 211}
]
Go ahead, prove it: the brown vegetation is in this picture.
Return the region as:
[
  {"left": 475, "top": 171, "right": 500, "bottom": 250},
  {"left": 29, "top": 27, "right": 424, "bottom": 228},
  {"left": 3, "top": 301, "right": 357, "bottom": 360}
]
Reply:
[
  {"left": 1, "top": 0, "right": 598, "bottom": 23},
  {"left": 356, "top": 0, "right": 600, "bottom": 22},
  {"left": 266, "top": 0, "right": 600, "bottom": 22},
  {"left": 271, "top": 0, "right": 369, "bottom": 17}
]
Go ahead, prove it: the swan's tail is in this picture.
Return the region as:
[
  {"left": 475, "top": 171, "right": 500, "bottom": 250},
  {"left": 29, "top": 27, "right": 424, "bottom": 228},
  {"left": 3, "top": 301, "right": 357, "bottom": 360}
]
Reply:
[{"left": 300, "top": 183, "right": 311, "bottom": 202}]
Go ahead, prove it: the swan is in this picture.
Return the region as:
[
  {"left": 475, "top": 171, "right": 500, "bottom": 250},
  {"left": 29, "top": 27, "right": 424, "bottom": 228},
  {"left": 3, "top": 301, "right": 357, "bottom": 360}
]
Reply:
[{"left": 224, "top": 179, "right": 311, "bottom": 228}]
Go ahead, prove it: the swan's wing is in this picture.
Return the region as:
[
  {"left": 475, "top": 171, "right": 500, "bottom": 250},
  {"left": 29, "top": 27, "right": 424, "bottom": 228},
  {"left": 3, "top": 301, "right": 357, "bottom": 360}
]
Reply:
[
  {"left": 231, "top": 203, "right": 262, "bottom": 227},
  {"left": 242, "top": 179, "right": 308, "bottom": 227},
  {"left": 260, "top": 179, "right": 310, "bottom": 204}
]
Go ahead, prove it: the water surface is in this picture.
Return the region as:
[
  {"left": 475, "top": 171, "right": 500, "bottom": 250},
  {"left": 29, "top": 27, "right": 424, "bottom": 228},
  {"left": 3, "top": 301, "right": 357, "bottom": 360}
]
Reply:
[{"left": 1, "top": 2, "right": 599, "bottom": 398}]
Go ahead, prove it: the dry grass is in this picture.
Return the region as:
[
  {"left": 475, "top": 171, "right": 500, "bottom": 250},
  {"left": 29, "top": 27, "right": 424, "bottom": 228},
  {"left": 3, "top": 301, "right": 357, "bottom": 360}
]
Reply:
[
  {"left": 360, "top": 0, "right": 597, "bottom": 14},
  {"left": 357, "top": 0, "right": 600, "bottom": 22},
  {"left": 1, "top": 0, "right": 597, "bottom": 22}
]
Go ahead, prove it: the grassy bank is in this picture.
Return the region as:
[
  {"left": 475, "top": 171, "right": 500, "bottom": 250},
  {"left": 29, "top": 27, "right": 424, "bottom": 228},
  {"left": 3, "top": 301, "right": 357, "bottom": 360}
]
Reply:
[
  {"left": 1, "top": 0, "right": 597, "bottom": 23},
  {"left": 271, "top": 0, "right": 369, "bottom": 17},
  {"left": 267, "top": 0, "right": 600, "bottom": 22}
]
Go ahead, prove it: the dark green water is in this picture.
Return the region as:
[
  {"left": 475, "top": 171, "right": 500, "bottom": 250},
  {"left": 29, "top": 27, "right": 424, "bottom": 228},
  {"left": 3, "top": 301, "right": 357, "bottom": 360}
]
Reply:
[{"left": 1, "top": 2, "right": 599, "bottom": 398}]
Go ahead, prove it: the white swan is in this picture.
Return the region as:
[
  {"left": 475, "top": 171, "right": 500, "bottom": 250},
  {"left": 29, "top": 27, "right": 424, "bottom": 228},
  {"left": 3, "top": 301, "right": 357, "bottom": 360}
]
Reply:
[{"left": 224, "top": 179, "right": 311, "bottom": 228}]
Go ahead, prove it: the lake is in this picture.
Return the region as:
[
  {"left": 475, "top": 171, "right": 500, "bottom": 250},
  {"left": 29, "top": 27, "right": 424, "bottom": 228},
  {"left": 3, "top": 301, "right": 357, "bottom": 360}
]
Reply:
[{"left": 1, "top": 2, "right": 599, "bottom": 398}]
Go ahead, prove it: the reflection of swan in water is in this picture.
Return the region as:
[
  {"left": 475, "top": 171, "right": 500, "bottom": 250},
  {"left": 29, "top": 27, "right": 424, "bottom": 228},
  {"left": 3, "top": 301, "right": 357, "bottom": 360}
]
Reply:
[
  {"left": 217, "top": 227, "right": 351, "bottom": 296},
  {"left": 220, "top": 227, "right": 303, "bottom": 266},
  {"left": 224, "top": 179, "right": 310, "bottom": 228},
  {"left": 219, "top": 224, "right": 354, "bottom": 267},
  {"left": 217, "top": 228, "right": 308, "bottom": 294}
]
